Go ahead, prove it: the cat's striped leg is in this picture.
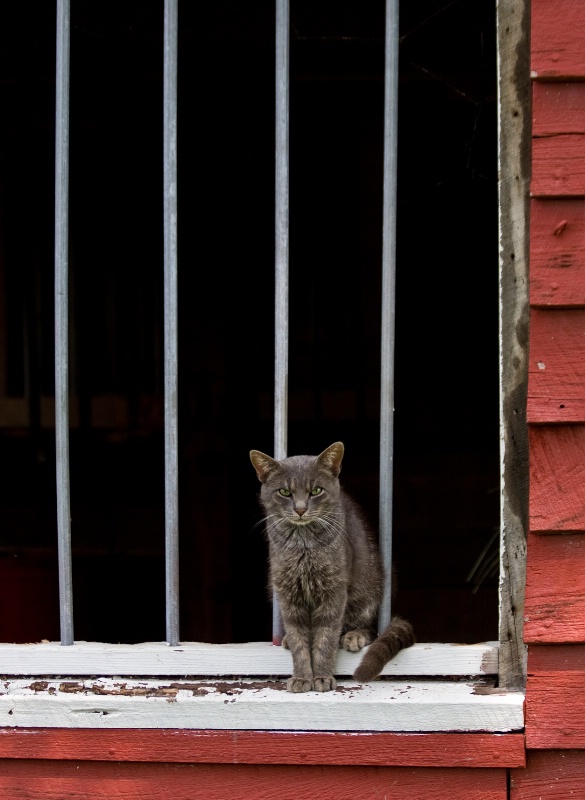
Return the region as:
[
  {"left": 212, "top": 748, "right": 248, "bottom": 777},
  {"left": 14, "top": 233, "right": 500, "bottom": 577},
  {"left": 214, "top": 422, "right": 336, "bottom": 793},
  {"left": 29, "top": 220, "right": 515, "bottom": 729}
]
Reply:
[
  {"left": 280, "top": 612, "right": 314, "bottom": 693},
  {"left": 310, "top": 601, "right": 346, "bottom": 692}
]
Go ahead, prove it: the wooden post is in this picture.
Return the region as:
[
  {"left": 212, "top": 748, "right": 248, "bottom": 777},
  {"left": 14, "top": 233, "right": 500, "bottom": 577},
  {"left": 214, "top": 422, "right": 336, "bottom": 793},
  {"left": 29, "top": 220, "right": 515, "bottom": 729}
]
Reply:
[{"left": 496, "top": 0, "right": 530, "bottom": 689}]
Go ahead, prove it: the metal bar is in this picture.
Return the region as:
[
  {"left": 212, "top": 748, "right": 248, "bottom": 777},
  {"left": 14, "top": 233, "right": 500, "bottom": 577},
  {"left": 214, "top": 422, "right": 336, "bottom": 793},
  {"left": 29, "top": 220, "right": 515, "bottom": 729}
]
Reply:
[
  {"left": 378, "top": 0, "right": 399, "bottom": 635},
  {"left": 164, "top": 0, "right": 180, "bottom": 646},
  {"left": 54, "top": 0, "right": 74, "bottom": 646},
  {"left": 273, "top": 0, "right": 290, "bottom": 645}
]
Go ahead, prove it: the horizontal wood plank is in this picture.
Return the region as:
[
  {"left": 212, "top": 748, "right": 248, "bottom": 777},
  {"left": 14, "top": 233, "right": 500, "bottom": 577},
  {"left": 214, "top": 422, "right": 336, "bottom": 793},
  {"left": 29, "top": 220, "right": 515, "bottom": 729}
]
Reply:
[
  {"left": 0, "top": 678, "right": 525, "bottom": 733},
  {"left": 528, "top": 426, "right": 585, "bottom": 529},
  {"left": 0, "top": 641, "right": 498, "bottom": 677},
  {"left": 527, "top": 310, "right": 585, "bottom": 420},
  {"left": 531, "top": 1, "right": 585, "bottom": 78},
  {"left": 533, "top": 82, "right": 585, "bottom": 136},
  {"left": 0, "top": 761, "right": 509, "bottom": 800},
  {"left": 0, "top": 729, "right": 526, "bottom": 768},
  {"left": 532, "top": 135, "right": 585, "bottom": 197},
  {"left": 525, "top": 645, "right": 585, "bottom": 748},
  {"left": 511, "top": 750, "right": 585, "bottom": 799},
  {"left": 528, "top": 642, "right": 585, "bottom": 671},
  {"left": 530, "top": 199, "right": 585, "bottom": 307},
  {"left": 525, "top": 533, "right": 585, "bottom": 642}
]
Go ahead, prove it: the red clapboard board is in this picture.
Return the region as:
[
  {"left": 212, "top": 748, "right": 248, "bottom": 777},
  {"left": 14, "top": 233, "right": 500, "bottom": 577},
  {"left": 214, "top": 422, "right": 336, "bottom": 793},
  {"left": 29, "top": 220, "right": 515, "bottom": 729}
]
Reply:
[
  {"left": 530, "top": 199, "right": 585, "bottom": 308},
  {"left": 525, "top": 532, "right": 585, "bottom": 642},
  {"left": 531, "top": 75, "right": 585, "bottom": 195},
  {"left": 0, "top": 761, "right": 508, "bottom": 800},
  {"left": 0, "top": 729, "right": 526, "bottom": 769},
  {"left": 532, "top": 1, "right": 585, "bottom": 78},
  {"left": 526, "top": 645, "right": 585, "bottom": 749},
  {"left": 532, "top": 135, "right": 585, "bottom": 197},
  {"left": 533, "top": 82, "right": 585, "bottom": 136},
  {"left": 529, "top": 425, "right": 585, "bottom": 530},
  {"left": 511, "top": 750, "right": 585, "bottom": 799},
  {"left": 528, "top": 309, "right": 585, "bottom": 422}
]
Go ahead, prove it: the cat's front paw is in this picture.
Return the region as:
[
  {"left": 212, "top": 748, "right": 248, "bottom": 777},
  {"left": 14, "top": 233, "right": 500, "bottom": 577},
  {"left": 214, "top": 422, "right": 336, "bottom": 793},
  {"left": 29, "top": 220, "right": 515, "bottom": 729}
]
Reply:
[
  {"left": 281, "top": 635, "right": 289, "bottom": 650},
  {"left": 341, "top": 630, "right": 368, "bottom": 652},
  {"left": 312, "top": 676, "right": 337, "bottom": 692},
  {"left": 286, "top": 677, "right": 312, "bottom": 693}
]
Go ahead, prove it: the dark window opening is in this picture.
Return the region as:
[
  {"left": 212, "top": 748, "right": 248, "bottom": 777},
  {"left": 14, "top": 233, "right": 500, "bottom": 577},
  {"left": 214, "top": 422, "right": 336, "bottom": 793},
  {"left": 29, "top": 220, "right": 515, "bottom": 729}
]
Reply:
[{"left": 0, "top": 0, "right": 498, "bottom": 646}]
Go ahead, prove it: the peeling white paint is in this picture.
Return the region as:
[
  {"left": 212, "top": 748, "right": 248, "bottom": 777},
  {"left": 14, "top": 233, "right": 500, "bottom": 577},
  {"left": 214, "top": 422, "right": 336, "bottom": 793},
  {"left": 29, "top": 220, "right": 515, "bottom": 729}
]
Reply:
[{"left": 0, "top": 677, "right": 525, "bottom": 732}]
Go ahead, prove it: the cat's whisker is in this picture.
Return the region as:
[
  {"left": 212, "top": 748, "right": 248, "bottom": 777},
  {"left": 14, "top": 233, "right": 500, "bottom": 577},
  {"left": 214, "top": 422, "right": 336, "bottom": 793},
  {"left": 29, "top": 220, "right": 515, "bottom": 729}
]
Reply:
[
  {"left": 265, "top": 517, "right": 288, "bottom": 536},
  {"left": 319, "top": 513, "right": 350, "bottom": 541},
  {"left": 250, "top": 514, "right": 276, "bottom": 533}
]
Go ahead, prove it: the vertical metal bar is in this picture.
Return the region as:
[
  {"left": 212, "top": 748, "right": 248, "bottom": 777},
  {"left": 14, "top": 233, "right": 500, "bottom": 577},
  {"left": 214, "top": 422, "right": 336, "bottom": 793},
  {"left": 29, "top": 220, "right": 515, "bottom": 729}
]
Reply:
[
  {"left": 378, "top": 0, "right": 399, "bottom": 635},
  {"left": 55, "top": 0, "right": 74, "bottom": 646},
  {"left": 164, "top": 0, "right": 180, "bottom": 646},
  {"left": 273, "top": 0, "right": 289, "bottom": 644}
]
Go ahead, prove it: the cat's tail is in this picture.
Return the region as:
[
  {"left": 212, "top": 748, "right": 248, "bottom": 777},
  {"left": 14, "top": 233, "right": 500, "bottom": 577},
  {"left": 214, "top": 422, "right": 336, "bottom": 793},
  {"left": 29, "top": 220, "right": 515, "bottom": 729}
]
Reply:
[{"left": 352, "top": 615, "right": 415, "bottom": 683}]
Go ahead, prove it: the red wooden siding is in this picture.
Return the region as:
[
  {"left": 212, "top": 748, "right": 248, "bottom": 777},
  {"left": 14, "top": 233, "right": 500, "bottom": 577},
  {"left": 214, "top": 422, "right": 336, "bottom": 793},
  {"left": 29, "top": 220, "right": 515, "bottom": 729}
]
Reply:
[
  {"left": 531, "top": 0, "right": 585, "bottom": 78},
  {"left": 533, "top": 82, "right": 585, "bottom": 136},
  {"left": 525, "top": 645, "right": 585, "bottom": 748},
  {"left": 528, "top": 311, "right": 585, "bottom": 422},
  {"left": 527, "top": 5, "right": 585, "bottom": 793},
  {"left": 511, "top": 750, "right": 585, "bottom": 799},
  {"left": 0, "top": 761, "right": 508, "bottom": 800},
  {"left": 0, "top": 730, "right": 525, "bottom": 769},
  {"left": 530, "top": 199, "right": 585, "bottom": 308},
  {"left": 528, "top": 426, "right": 585, "bottom": 530},
  {"left": 525, "top": 533, "right": 585, "bottom": 642},
  {"left": 532, "top": 136, "right": 585, "bottom": 196}
]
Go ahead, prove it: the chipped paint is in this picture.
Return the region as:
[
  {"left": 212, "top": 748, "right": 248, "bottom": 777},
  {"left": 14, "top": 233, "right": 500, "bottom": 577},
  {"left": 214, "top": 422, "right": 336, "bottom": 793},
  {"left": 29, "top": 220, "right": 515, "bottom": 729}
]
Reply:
[{"left": 0, "top": 678, "right": 525, "bottom": 732}]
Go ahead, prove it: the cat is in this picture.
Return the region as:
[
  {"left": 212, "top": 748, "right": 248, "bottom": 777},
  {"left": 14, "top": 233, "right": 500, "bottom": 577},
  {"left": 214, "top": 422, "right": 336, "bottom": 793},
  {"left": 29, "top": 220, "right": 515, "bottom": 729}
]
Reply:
[{"left": 249, "top": 441, "right": 415, "bottom": 692}]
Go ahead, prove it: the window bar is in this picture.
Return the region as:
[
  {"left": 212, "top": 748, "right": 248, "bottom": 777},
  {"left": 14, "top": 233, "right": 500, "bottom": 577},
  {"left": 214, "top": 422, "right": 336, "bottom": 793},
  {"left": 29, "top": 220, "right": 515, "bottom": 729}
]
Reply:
[
  {"left": 378, "top": 0, "right": 399, "bottom": 634},
  {"left": 273, "top": 0, "right": 289, "bottom": 645},
  {"left": 164, "top": 0, "right": 179, "bottom": 647},
  {"left": 54, "top": 0, "right": 74, "bottom": 647}
]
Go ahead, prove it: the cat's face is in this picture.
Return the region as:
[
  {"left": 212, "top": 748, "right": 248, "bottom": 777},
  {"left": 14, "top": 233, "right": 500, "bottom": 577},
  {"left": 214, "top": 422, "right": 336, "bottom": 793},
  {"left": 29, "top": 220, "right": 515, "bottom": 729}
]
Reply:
[{"left": 250, "top": 442, "right": 344, "bottom": 530}]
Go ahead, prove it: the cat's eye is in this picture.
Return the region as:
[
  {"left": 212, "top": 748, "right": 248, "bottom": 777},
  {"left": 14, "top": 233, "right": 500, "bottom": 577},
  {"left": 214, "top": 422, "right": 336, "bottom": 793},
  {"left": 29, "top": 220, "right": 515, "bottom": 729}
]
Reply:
[
  {"left": 310, "top": 487, "right": 323, "bottom": 496},
  {"left": 279, "top": 488, "right": 292, "bottom": 497}
]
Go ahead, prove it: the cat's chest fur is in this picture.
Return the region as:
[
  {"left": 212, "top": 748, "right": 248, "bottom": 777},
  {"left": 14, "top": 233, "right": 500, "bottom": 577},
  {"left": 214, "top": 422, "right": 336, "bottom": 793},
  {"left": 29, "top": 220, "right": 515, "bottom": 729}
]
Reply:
[{"left": 270, "top": 532, "right": 347, "bottom": 609}]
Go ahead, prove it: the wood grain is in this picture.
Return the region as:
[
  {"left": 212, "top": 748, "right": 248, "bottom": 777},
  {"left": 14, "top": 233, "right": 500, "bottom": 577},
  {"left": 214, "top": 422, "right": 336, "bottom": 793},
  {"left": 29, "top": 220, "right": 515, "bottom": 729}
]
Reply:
[
  {"left": 529, "top": 426, "right": 585, "bottom": 530},
  {"left": 0, "top": 761, "right": 509, "bottom": 800},
  {"left": 530, "top": 199, "right": 585, "bottom": 307},
  {"left": 527, "top": 310, "right": 585, "bottom": 421},
  {"left": 526, "top": 645, "right": 585, "bottom": 748},
  {"left": 511, "top": 750, "right": 585, "bottom": 798},
  {"left": 532, "top": 135, "right": 585, "bottom": 197},
  {"left": 525, "top": 533, "right": 585, "bottom": 642},
  {"left": 0, "top": 678, "right": 525, "bottom": 733},
  {"left": 0, "top": 641, "right": 499, "bottom": 678},
  {"left": 532, "top": 0, "right": 585, "bottom": 78},
  {"left": 528, "top": 643, "right": 585, "bottom": 672},
  {"left": 533, "top": 82, "right": 585, "bottom": 136},
  {"left": 0, "top": 729, "right": 526, "bottom": 768},
  {"left": 497, "top": 0, "right": 530, "bottom": 691}
]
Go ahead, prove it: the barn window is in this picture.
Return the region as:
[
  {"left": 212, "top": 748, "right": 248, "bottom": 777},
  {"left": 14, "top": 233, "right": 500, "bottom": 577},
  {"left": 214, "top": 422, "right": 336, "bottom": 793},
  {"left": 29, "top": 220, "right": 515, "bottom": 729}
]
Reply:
[{"left": 0, "top": 0, "right": 527, "bottom": 730}]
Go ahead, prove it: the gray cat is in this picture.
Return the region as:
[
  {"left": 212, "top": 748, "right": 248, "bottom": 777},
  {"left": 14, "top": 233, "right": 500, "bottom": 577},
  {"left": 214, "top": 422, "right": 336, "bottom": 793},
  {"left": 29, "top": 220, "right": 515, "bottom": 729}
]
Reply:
[{"left": 250, "top": 441, "right": 414, "bottom": 692}]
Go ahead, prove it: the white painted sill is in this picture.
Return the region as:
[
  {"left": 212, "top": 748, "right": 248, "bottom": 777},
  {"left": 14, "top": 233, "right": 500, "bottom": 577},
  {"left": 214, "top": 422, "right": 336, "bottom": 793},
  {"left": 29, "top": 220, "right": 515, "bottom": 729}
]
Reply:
[{"left": 0, "top": 641, "right": 525, "bottom": 733}]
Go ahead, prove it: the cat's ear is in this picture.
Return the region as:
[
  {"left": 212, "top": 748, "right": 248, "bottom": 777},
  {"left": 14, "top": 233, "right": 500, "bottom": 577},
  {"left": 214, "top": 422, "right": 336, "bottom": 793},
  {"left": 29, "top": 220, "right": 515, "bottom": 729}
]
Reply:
[
  {"left": 317, "top": 442, "right": 344, "bottom": 477},
  {"left": 250, "top": 450, "right": 279, "bottom": 483}
]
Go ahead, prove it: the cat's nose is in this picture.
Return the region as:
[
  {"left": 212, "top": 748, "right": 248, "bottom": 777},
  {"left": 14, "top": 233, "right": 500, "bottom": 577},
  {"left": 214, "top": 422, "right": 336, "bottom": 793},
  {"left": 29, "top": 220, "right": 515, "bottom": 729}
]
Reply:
[{"left": 296, "top": 506, "right": 306, "bottom": 516}]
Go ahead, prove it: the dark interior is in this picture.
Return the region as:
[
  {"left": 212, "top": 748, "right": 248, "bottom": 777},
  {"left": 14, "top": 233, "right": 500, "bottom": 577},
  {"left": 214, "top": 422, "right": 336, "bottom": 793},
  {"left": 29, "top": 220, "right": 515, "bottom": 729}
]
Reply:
[{"left": 0, "top": 1, "right": 499, "bottom": 645}]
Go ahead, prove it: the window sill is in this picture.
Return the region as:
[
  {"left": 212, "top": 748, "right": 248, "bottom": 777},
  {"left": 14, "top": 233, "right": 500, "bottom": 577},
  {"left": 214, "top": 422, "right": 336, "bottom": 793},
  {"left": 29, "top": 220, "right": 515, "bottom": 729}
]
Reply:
[
  {"left": 0, "top": 676, "right": 524, "bottom": 733},
  {"left": 0, "top": 640, "right": 497, "bottom": 677},
  {"left": 0, "top": 641, "right": 524, "bottom": 734}
]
